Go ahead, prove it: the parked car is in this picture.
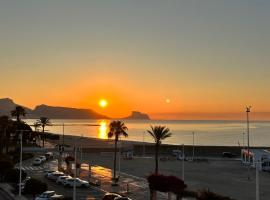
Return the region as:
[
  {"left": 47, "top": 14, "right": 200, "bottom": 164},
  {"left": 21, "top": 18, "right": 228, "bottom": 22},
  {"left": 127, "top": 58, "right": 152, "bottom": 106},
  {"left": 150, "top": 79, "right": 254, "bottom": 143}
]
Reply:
[
  {"left": 102, "top": 193, "right": 122, "bottom": 200},
  {"left": 114, "top": 197, "right": 132, "bottom": 200},
  {"left": 56, "top": 176, "right": 72, "bottom": 185},
  {"left": 39, "top": 156, "right": 47, "bottom": 162},
  {"left": 44, "top": 170, "right": 56, "bottom": 178},
  {"left": 35, "top": 191, "right": 63, "bottom": 200},
  {"left": 33, "top": 158, "right": 42, "bottom": 166},
  {"left": 47, "top": 172, "right": 65, "bottom": 181},
  {"left": 45, "top": 152, "right": 54, "bottom": 160},
  {"left": 63, "top": 178, "right": 89, "bottom": 188}
]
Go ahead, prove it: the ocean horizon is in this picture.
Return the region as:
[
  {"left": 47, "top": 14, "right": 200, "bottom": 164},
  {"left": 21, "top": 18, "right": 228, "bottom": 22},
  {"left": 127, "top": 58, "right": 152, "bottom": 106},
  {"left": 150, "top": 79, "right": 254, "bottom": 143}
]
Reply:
[{"left": 24, "top": 119, "right": 270, "bottom": 147}]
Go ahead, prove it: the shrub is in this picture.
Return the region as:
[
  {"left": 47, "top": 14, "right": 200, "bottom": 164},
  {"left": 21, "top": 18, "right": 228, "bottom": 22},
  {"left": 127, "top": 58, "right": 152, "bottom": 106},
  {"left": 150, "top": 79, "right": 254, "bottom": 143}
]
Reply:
[
  {"left": 197, "top": 189, "right": 233, "bottom": 200},
  {"left": 4, "top": 168, "right": 27, "bottom": 183},
  {"left": 24, "top": 178, "right": 47, "bottom": 197},
  {"left": 147, "top": 174, "right": 186, "bottom": 195}
]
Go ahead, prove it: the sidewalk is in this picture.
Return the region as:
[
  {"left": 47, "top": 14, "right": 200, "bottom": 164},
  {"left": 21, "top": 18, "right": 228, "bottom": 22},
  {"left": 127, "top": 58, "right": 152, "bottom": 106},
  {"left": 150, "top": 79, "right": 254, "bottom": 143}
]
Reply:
[
  {"left": 0, "top": 183, "right": 27, "bottom": 200},
  {"left": 89, "top": 165, "right": 167, "bottom": 200}
]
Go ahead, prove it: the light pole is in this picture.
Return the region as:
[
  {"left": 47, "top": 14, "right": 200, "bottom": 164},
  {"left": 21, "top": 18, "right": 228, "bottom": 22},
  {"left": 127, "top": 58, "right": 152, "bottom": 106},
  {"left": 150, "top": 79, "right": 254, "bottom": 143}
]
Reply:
[
  {"left": 243, "top": 132, "right": 245, "bottom": 148},
  {"left": 246, "top": 106, "right": 251, "bottom": 180},
  {"left": 182, "top": 144, "right": 185, "bottom": 181},
  {"left": 256, "top": 161, "right": 260, "bottom": 200},
  {"left": 73, "top": 141, "right": 77, "bottom": 200},
  {"left": 142, "top": 131, "right": 145, "bottom": 156},
  {"left": 62, "top": 123, "right": 65, "bottom": 145},
  {"left": 192, "top": 132, "right": 195, "bottom": 161}
]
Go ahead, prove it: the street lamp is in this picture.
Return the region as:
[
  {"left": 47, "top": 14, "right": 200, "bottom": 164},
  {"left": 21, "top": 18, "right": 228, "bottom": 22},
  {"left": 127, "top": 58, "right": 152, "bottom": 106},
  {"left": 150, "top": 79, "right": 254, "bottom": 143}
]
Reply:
[
  {"left": 246, "top": 106, "right": 251, "bottom": 180},
  {"left": 17, "top": 130, "right": 31, "bottom": 197}
]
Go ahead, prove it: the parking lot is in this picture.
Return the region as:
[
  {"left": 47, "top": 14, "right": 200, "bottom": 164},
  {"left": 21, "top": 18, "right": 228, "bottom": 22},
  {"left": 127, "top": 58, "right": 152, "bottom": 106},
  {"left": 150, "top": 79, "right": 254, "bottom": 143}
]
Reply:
[{"left": 16, "top": 156, "right": 105, "bottom": 200}]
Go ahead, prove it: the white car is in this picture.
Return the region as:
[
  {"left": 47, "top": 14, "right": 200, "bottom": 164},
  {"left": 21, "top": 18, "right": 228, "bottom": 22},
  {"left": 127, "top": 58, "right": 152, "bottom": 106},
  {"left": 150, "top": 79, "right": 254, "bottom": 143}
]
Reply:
[
  {"left": 47, "top": 172, "right": 65, "bottom": 181},
  {"left": 35, "top": 191, "right": 63, "bottom": 200},
  {"left": 63, "top": 178, "right": 89, "bottom": 188},
  {"left": 56, "top": 175, "right": 72, "bottom": 185},
  {"left": 39, "top": 156, "right": 47, "bottom": 162},
  {"left": 43, "top": 170, "right": 56, "bottom": 178},
  {"left": 32, "top": 158, "right": 42, "bottom": 166}
]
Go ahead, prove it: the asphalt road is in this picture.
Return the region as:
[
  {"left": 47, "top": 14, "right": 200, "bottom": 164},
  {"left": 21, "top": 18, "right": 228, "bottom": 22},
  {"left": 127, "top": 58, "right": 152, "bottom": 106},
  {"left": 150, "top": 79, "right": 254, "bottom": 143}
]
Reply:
[
  {"left": 16, "top": 156, "right": 105, "bottom": 200},
  {"left": 0, "top": 189, "right": 14, "bottom": 200}
]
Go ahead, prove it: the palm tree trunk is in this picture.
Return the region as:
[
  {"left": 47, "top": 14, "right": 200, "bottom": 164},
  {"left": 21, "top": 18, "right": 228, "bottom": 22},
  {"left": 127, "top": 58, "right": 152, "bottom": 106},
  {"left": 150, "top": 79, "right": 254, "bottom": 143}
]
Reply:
[
  {"left": 113, "top": 137, "right": 118, "bottom": 180},
  {"left": 155, "top": 143, "right": 159, "bottom": 174},
  {"left": 42, "top": 126, "right": 45, "bottom": 147}
]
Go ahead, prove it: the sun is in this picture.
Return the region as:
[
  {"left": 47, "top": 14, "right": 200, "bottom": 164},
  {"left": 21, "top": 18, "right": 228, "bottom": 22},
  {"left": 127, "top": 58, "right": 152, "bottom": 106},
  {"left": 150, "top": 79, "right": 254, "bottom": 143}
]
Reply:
[{"left": 99, "top": 99, "right": 108, "bottom": 108}]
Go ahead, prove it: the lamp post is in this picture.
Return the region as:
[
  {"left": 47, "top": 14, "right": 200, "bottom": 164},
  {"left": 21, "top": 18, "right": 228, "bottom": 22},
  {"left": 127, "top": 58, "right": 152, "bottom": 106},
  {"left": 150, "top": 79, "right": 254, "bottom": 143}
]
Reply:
[
  {"left": 192, "top": 132, "right": 195, "bottom": 161},
  {"left": 73, "top": 141, "right": 77, "bottom": 200},
  {"left": 142, "top": 131, "right": 145, "bottom": 156},
  {"left": 182, "top": 144, "right": 185, "bottom": 181},
  {"left": 256, "top": 161, "right": 260, "bottom": 200},
  {"left": 246, "top": 106, "right": 251, "bottom": 180}
]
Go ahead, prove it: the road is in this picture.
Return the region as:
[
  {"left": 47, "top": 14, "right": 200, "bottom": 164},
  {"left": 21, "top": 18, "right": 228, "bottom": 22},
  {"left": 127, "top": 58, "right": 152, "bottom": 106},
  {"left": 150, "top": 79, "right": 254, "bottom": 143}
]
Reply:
[
  {"left": 16, "top": 157, "right": 105, "bottom": 200},
  {"left": 0, "top": 189, "right": 14, "bottom": 200}
]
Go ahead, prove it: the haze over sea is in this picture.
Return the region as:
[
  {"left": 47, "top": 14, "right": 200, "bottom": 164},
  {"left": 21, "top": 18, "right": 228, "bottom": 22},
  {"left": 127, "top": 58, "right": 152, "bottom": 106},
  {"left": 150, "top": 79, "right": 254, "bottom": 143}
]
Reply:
[{"left": 25, "top": 119, "right": 270, "bottom": 147}]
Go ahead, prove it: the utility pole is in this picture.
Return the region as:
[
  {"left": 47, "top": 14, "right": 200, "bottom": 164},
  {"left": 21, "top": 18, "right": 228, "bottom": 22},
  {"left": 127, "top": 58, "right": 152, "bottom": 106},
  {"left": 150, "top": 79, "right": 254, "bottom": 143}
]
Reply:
[{"left": 246, "top": 106, "right": 251, "bottom": 180}]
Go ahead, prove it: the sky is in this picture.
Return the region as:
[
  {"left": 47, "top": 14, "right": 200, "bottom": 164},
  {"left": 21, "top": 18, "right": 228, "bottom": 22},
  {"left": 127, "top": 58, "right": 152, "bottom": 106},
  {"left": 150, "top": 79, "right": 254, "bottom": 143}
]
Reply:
[{"left": 0, "top": 0, "right": 270, "bottom": 119}]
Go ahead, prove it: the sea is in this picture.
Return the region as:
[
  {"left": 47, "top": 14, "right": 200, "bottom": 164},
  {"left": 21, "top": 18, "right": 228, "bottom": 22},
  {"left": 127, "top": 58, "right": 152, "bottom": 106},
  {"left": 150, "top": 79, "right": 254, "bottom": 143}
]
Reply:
[{"left": 24, "top": 119, "right": 270, "bottom": 147}]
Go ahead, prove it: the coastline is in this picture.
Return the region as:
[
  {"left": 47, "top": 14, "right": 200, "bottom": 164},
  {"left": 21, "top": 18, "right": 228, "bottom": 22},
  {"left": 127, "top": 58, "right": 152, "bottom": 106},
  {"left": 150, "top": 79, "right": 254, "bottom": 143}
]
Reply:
[{"left": 48, "top": 134, "right": 270, "bottom": 157}]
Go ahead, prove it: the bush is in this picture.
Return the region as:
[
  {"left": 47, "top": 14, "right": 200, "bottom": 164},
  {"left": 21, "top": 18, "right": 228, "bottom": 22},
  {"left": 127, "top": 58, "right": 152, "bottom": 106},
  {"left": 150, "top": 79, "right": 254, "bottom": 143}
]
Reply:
[
  {"left": 24, "top": 178, "right": 47, "bottom": 197},
  {"left": 147, "top": 174, "right": 186, "bottom": 195},
  {"left": 197, "top": 189, "right": 233, "bottom": 200},
  {"left": 4, "top": 168, "right": 27, "bottom": 183}
]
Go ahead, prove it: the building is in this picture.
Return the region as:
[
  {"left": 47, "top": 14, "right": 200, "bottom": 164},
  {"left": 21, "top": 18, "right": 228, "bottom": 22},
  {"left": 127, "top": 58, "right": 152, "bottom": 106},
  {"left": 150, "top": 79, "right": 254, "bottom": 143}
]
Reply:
[{"left": 241, "top": 149, "right": 270, "bottom": 171}]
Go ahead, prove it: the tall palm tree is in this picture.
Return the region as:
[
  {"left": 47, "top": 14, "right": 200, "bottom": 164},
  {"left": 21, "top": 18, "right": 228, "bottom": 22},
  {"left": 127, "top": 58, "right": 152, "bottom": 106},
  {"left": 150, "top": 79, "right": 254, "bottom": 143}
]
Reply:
[
  {"left": 11, "top": 106, "right": 26, "bottom": 122},
  {"left": 107, "top": 120, "right": 128, "bottom": 183},
  {"left": 37, "top": 117, "right": 51, "bottom": 147},
  {"left": 147, "top": 125, "right": 172, "bottom": 174}
]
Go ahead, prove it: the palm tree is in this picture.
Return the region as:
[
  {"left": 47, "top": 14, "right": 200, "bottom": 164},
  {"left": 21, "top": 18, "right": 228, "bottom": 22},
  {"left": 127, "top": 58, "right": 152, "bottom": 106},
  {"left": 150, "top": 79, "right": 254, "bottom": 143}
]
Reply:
[
  {"left": 147, "top": 125, "right": 172, "bottom": 174},
  {"left": 107, "top": 120, "right": 128, "bottom": 183},
  {"left": 37, "top": 117, "right": 51, "bottom": 147},
  {"left": 11, "top": 106, "right": 26, "bottom": 122}
]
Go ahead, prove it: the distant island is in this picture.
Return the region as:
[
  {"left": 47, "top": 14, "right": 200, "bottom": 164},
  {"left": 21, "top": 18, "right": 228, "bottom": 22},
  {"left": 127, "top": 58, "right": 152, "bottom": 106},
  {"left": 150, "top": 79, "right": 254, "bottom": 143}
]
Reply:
[
  {"left": 0, "top": 98, "right": 150, "bottom": 120},
  {"left": 123, "top": 111, "right": 150, "bottom": 120}
]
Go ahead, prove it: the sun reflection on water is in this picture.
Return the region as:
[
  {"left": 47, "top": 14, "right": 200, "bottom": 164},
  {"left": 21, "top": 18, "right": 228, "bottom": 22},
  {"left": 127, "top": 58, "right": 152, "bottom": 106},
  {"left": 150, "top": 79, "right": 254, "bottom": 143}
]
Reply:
[{"left": 98, "top": 121, "right": 108, "bottom": 139}]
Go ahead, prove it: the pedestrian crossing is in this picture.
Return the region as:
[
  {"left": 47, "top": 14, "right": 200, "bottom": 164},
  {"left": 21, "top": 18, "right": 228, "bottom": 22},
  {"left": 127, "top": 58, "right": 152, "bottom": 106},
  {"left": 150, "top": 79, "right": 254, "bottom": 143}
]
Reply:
[{"left": 15, "top": 165, "right": 44, "bottom": 171}]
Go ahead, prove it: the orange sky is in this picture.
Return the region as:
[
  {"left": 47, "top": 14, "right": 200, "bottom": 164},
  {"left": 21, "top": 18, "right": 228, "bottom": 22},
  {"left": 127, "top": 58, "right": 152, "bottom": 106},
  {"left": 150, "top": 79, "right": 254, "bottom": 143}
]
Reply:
[{"left": 1, "top": 1, "right": 270, "bottom": 120}]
